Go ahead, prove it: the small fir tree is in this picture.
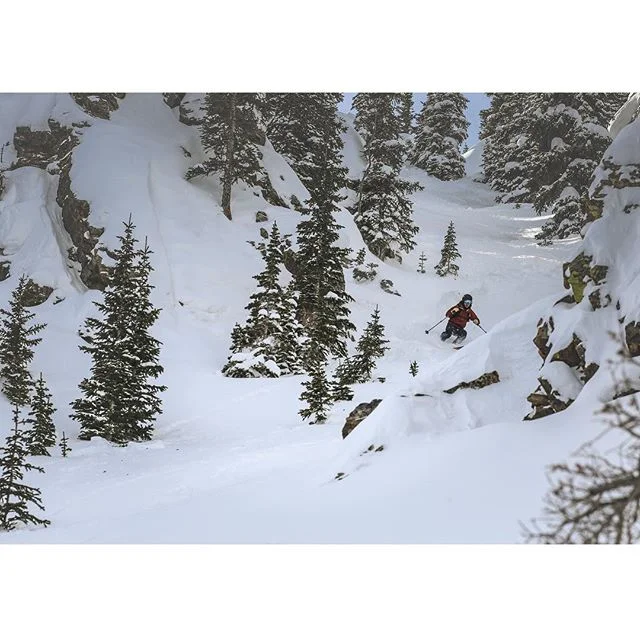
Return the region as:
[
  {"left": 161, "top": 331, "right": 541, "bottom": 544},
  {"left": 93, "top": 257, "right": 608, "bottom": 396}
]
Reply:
[
  {"left": 417, "top": 251, "right": 427, "bottom": 274},
  {"left": 349, "top": 306, "right": 389, "bottom": 382},
  {"left": 223, "top": 222, "right": 305, "bottom": 378},
  {"left": 353, "top": 248, "right": 366, "bottom": 267},
  {"left": 331, "top": 357, "right": 356, "bottom": 402},
  {"left": 0, "top": 276, "right": 46, "bottom": 408},
  {"left": 59, "top": 432, "right": 71, "bottom": 458},
  {"left": 435, "top": 221, "right": 461, "bottom": 277},
  {"left": 299, "top": 339, "right": 333, "bottom": 424},
  {"left": 409, "top": 361, "right": 419, "bottom": 377},
  {"left": 26, "top": 373, "right": 56, "bottom": 456},
  {"left": 71, "top": 217, "right": 166, "bottom": 444},
  {"left": 0, "top": 406, "right": 50, "bottom": 531},
  {"left": 410, "top": 93, "right": 469, "bottom": 181}
]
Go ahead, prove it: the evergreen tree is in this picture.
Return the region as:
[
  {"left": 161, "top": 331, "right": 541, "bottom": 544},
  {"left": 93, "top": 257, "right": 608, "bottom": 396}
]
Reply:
[
  {"left": 349, "top": 306, "right": 389, "bottom": 382},
  {"left": 298, "top": 338, "right": 333, "bottom": 424},
  {"left": 294, "top": 177, "right": 355, "bottom": 362},
  {"left": 0, "top": 406, "right": 50, "bottom": 531},
  {"left": 71, "top": 218, "right": 166, "bottom": 444},
  {"left": 266, "top": 93, "right": 348, "bottom": 200},
  {"left": 409, "top": 361, "right": 419, "bottom": 377},
  {"left": 353, "top": 93, "right": 421, "bottom": 262},
  {"left": 186, "top": 93, "right": 263, "bottom": 220},
  {"left": 353, "top": 248, "right": 366, "bottom": 267},
  {"left": 59, "top": 432, "right": 71, "bottom": 458},
  {"left": 0, "top": 276, "right": 45, "bottom": 408},
  {"left": 331, "top": 357, "right": 355, "bottom": 402},
  {"left": 435, "top": 221, "right": 461, "bottom": 277},
  {"left": 26, "top": 373, "right": 56, "bottom": 456},
  {"left": 397, "top": 93, "right": 414, "bottom": 134},
  {"left": 531, "top": 93, "right": 628, "bottom": 243},
  {"left": 223, "top": 222, "right": 304, "bottom": 378},
  {"left": 417, "top": 251, "right": 427, "bottom": 273},
  {"left": 410, "top": 93, "right": 469, "bottom": 180}
]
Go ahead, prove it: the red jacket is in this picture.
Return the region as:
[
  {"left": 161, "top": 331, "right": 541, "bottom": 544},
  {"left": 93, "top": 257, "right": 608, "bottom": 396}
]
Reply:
[{"left": 446, "top": 303, "right": 479, "bottom": 329}]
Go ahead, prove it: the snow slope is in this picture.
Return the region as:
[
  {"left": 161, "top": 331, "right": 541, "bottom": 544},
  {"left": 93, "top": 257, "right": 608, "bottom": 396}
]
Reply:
[{"left": 0, "top": 93, "right": 599, "bottom": 543}]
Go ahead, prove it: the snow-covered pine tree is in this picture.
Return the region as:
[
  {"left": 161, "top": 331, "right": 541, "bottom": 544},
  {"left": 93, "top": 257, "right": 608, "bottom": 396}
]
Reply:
[
  {"left": 349, "top": 306, "right": 389, "bottom": 382},
  {"left": 294, "top": 174, "right": 355, "bottom": 362},
  {"left": 353, "top": 93, "right": 421, "bottom": 262},
  {"left": 71, "top": 218, "right": 166, "bottom": 444},
  {"left": 410, "top": 93, "right": 469, "bottom": 181},
  {"left": 223, "top": 222, "right": 304, "bottom": 378},
  {"left": 265, "top": 93, "right": 348, "bottom": 200},
  {"left": 435, "top": 221, "right": 461, "bottom": 277},
  {"left": 409, "top": 361, "right": 419, "bottom": 377},
  {"left": 331, "top": 356, "right": 355, "bottom": 402},
  {"left": 397, "top": 93, "right": 414, "bottom": 134},
  {"left": 26, "top": 373, "right": 56, "bottom": 456},
  {"left": 532, "top": 93, "right": 628, "bottom": 244},
  {"left": 298, "top": 338, "right": 333, "bottom": 424},
  {"left": 59, "top": 432, "right": 71, "bottom": 458},
  {"left": 186, "top": 93, "right": 263, "bottom": 220},
  {"left": 353, "top": 248, "right": 366, "bottom": 267},
  {"left": 417, "top": 251, "right": 427, "bottom": 273},
  {"left": 0, "top": 406, "right": 50, "bottom": 531},
  {"left": 0, "top": 276, "right": 46, "bottom": 408}
]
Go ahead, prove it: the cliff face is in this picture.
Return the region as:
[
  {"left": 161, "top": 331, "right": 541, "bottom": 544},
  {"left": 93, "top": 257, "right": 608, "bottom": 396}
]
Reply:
[{"left": 526, "top": 94, "right": 640, "bottom": 419}]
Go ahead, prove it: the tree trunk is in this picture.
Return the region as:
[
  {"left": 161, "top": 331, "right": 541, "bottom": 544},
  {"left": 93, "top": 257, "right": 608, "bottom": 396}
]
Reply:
[{"left": 222, "top": 93, "right": 236, "bottom": 221}]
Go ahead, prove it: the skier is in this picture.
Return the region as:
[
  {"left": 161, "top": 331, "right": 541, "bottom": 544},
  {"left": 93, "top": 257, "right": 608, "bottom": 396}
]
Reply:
[{"left": 440, "top": 294, "right": 479, "bottom": 345}]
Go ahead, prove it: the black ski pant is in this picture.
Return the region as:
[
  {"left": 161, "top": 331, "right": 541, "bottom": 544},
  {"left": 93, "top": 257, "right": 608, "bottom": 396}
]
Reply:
[{"left": 440, "top": 321, "right": 467, "bottom": 343}]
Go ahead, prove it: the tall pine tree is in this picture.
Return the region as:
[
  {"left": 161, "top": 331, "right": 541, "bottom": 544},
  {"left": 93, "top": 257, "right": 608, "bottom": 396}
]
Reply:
[
  {"left": 298, "top": 337, "right": 333, "bottom": 424},
  {"left": 71, "top": 218, "right": 166, "bottom": 444},
  {"left": 397, "top": 93, "right": 414, "bottom": 134},
  {"left": 186, "top": 93, "right": 263, "bottom": 220},
  {"left": 353, "top": 93, "right": 421, "bottom": 262},
  {"left": 266, "top": 93, "right": 348, "bottom": 200},
  {"left": 0, "top": 406, "right": 50, "bottom": 531},
  {"left": 435, "top": 221, "right": 461, "bottom": 277},
  {"left": 223, "top": 222, "right": 304, "bottom": 378},
  {"left": 410, "top": 93, "right": 469, "bottom": 181},
  {"left": 26, "top": 373, "right": 56, "bottom": 456},
  {"left": 0, "top": 276, "right": 45, "bottom": 408}
]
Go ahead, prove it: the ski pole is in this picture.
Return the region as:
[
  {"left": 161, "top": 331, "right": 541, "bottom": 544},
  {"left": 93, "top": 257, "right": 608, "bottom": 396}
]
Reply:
[
  {"left": 425, "top": 318, "right": 447, "bottom": 334},
  {"left": 476, "top": 323, "right": 487, "bottom": 334}
]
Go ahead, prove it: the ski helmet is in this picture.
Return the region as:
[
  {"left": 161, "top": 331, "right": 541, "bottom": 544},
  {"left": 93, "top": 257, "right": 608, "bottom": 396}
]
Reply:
[{"left": 462, "top": 294, "right": 472, "bottom": 307}]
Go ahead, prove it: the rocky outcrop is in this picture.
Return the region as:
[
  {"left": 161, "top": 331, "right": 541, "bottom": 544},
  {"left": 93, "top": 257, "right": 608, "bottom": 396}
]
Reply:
[
  {"left": 70, "top": 93, "right": 125, "bottom": 120},
  {"left": 342, "top": 399, "right": 382, "bottom": 439},
  {"left": 0, "top": 261, "right": 10, "bottom": 281},
  {"left": 550, "top": 333, "right": 599, "bottom": 384},
  {"left": 525, "top": 376, "right": 574, "bottom": 420},
  {"left": 533, "top": 318, "right": 554, "bottom": 360},
  {"left": 562, "top": 253, "right": 608, "bottom": 304},
  {"left": 22, "top": 279, "right": 53, "bottom": 306},
  {"left": 255, "top": 210, "right": 268, "bottom": 223},
  {"left": 163, "top": 93, "right": 186, "bottom": 109},
  {"left": 379, "top": 279, "right": 400, "bottom": 296},
  {"left": 626, "top": 322, "right": 640, "bottom": 357},
  {"left": 443, "top": 371, "right": 500, "bottom": 394},
  {"left": 11, "top": 120, "right": 109, "bottom": 290}
]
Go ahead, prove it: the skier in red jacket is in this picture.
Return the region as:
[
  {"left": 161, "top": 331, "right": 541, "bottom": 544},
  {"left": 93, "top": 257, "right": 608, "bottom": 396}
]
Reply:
[{"left": 440, "top": 294, "right": 480, "bottom": 344}]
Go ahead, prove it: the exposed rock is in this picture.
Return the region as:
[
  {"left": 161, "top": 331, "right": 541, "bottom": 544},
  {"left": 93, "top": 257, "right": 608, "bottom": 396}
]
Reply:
[
  {"left": 525, "top": 376, "right": 574, "bottom": 420},
  {"left": 70, "top": 93, "right": 124, "bottom": 120},
  {"left": 256, "top": 172, "right": 287, "bottom": 208},
  {"left": 342, "top": 398, "right": 382, "bottom": 439},
  {"left": 0, "top": 171, "right": 4, "bottom": 198},
  {"left": 255, "top": 210, "right": 268, "bottom": 223},
  {"left": 379, "top": 279, "right": 400, "bottom": 296},
  {"left": 282, "top": 248, "right": 300, "bottom": 278},
  {"left": 163, "top": 93, "right": 186, "bottom": 109},
  {"left": 22, "top": 279, "right": 53, "bottom": 306},
  {"left": 625, "top": 321, "right": 640, "bottom": 357},
  {"left": 13, "top": 121, "right": 72, "bottom": 170},
  {"left": 0, "top": 261, "right": 10, "bottom": 281},
  {"left": 533, "top": 318, "right": 554, "bottom": 361},
  {"left": 553, "top": 293, "right": 575, "bottom": 306},
  {"left": 259, "top": 227, "right": 269, "bottom": 240},
  {"left": 562, "top": 253, "right": 608, "bottom": 304},
  {"left": 550, "top": 334, "right": 583, "bottom": 368},
  {"left": 582, "top": 362, "right": 600, "bottom": 383},
  {"left": 443, "top": 370, "right": 500, "bottom": 395}
]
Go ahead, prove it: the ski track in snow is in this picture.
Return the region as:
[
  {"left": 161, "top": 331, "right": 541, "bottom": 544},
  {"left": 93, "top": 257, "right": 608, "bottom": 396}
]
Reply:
[{"left": 0, "top": 94, "right": 593, "bottom": 543}]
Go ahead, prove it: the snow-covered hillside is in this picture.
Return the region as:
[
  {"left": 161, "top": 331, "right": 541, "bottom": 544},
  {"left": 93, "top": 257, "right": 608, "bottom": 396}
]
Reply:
[{"left": 0, "top": 93, "right": 635, "bottom": 542}]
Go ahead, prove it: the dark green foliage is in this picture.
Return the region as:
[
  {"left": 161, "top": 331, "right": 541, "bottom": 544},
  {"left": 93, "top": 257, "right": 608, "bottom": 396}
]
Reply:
[
  {"left": 417, "top": 251, "right": 427, "bottom": 274},
  {"left": 397, "top": 93, "right": 414, "bottom": 134},
  {"left": 353, "top": 93, "right": 421, "bottom": 261},
  {"left": 331, "top": 357, "right": 355, "bottom": 402},
  {"left": 435, "top": 221, "right": 461, "bottom": 277},
  {"left": 26, "top": 373, "right": 56, "bottom": 456},
  {"left": 186, "top": 93, "right": 263, "bottom": 219},
  {"left": 353, "top": 261, "right": 378, "bottom": 283},
  {"left": 0, "top": 276, "right": 46, "bottom": 408},
  {"left": 223, "top": 222, "right": 304, "bottom": 378},
  {"left": 59, "top": 431, "right": 71, "bottom": 458},
  {"left": 410, "top": 93, "right": 469, "bottom": 180},
  {"left": 266, "top": 93, "right": 348, "bottom": 201},
  {"left": 294, "top": 180, "right": 355, "bottom": 363},
  {"left": 299, "top": 338, "right": 333, "bottom": 424},
  {"left": 0, "top": 406, "right": 50, "bottom": 531},
  {"left": 71, "top": 217, "right": 166, "bottom": 445},
  {"left": 409, "top": 361, "right": 419, "bottom": 377},
  {"left": 353, "top": 248, "right": 366, "bottom": 267}
]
